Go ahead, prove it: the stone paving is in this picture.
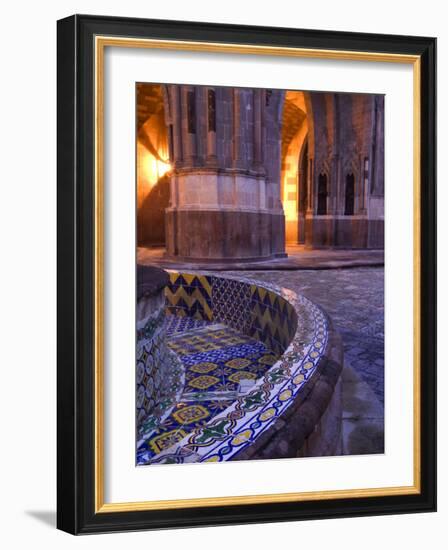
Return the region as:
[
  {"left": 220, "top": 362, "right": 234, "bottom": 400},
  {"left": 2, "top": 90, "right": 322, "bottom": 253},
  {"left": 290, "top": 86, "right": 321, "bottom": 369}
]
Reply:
[
  {"left": 138, "top": 245, "right": 384, "bottom": 271},
  {"left": 222, "top": 268, "right": 384, "bottom": 404}
]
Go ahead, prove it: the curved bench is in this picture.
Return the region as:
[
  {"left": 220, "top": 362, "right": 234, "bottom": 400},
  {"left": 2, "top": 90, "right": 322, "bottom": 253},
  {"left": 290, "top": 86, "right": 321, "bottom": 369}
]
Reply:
[{"left": 137, "top": 268, "right": 343, "bottom": 464}]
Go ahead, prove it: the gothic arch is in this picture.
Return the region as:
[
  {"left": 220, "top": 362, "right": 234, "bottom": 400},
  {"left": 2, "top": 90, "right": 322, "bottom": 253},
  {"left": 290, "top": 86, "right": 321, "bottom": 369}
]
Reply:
[
  {"left": 317, "top": 172, "right": 329, "bottom": 215},
  {"left": 281, "top": 90, "right": 311, "bottom": 243},
  {"left": 344, "top": 173, "right": 355, "bottom": 216}
]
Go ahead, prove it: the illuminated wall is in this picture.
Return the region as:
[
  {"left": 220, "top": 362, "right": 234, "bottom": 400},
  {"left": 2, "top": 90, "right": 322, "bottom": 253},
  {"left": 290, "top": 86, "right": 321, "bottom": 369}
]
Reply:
[
  {"left": 137, "top": 112, "right": 171, "bottom": 209},
  {"left": 281, "top": 91, "right": 308, "bottom": 243},
  {"left": 136, "top": 84, "right": 171, "bottom": 247}
]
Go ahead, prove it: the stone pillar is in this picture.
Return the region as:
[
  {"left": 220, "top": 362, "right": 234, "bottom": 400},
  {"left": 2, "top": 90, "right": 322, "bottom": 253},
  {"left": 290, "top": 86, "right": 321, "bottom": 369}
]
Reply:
[
  {"left": 306, "top": 157, "right": 314, "bottom": 214},
  {"left": 253, "top": 89, "right": 263, "bottom": 172},
  {"left": 360, "top": 156, "right": 368, "bottom": 214},
  {"left": 232, "top": 88, "right": 243, "bottom": 170},
  {"left": 181, "top": 86, "right": 197, "bottom": 165},
  {"left": 170, "top": 86, "right": 183, "bottom": 168},
  {"left": 164, "top": 85, "right": 286, "bottom": 261},
  {"left": 206, "top": 87, "right": 218, "bottom": 166},
  {"left": 330, "top": 154, "right": 339, "bottom": 215},
  {"left": 367, "top": 95, "right": 384, "bottom": 248}
]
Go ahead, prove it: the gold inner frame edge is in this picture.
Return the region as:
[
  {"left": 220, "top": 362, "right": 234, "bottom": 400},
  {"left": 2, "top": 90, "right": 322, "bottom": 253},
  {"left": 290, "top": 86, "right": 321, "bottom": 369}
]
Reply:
[{"left": 94, "top": 35, "right": 421, "bottom": 513}]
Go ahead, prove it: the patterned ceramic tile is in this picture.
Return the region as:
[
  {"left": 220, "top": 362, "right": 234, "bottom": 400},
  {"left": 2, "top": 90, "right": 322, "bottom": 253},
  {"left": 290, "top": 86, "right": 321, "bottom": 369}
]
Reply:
[
  {"left": 212, "top": 277, "right": 251, "bottom": 332},
  {"left": 137, "top": 270, "right": 329, "bottom": 466},
  {"left": 164, "top": 315, "right": 212, "bottom": 336},
  {"left": 137, "top": 321, "right": 279, "bottom": 464},
  {"left": 165, "top": 273, "right": 213, "bottom": 321}
]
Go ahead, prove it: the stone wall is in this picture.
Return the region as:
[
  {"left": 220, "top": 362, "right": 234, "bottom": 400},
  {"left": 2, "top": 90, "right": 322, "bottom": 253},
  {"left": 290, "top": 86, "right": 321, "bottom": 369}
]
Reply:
[
  {"left": 303, "top": 92, "right": 384, "bottom": 248},
  {"left": 279, "top": 90, "right": 384, "bottom": 248}
]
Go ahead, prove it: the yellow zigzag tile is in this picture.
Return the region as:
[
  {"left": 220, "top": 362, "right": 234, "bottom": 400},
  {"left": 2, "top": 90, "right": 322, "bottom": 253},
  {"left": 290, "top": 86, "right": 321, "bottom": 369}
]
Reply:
[
  {"left": 251, "top": 306, "right": 290, "bottom": 346},
  {"left": 267, "top": 290, "right": 277, "bottom": 306},
  {"left": 196, "top": 275, "right": 212, "bottom": 296},
  {"left": 164, "top": 287, "right": 180, "bottom": 306},
  {"left": 167, "top": 273, "right": 212, "bottom": 297},
  {"left": 180, "top": 272, "right": 196, "bottom": 286},
  {"left": 165, "top": 285, "right": 212, "bottom": 320},
  {"left": 168, "top": 272, "right": 180, "bottom": 284}
]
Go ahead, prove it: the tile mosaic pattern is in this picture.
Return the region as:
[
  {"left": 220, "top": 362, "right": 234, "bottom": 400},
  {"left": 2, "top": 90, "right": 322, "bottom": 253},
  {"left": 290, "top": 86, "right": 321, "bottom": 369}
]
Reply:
[
  {"left": 164, "top": 315, "right": 212, "bottom": 337},
  {"left": 165, "top": 272, "right": 213, "bottom": 321},
  {"left": 137, "top": 271, "right": 329, "bottom": 466},
  {"left": 164, "top": 271, "right": 298, "bottom": 357},
  {"left": 136, "top": 303, "right": 183, "bottom": 426},
  {"left": 212, "top": 277, "right": 251, "bottom": 333},
  {"left": 137, "top": 324, "right": 279, "bottom": 464},
  {"left": 248, "top": 284, "right": 297, "bottom": 355}
]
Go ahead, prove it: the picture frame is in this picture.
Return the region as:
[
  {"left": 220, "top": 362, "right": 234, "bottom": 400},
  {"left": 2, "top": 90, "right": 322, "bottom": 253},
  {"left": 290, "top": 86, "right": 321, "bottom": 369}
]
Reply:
[{"left": 57, "top": 14, "right": 436, "bottom": 534}]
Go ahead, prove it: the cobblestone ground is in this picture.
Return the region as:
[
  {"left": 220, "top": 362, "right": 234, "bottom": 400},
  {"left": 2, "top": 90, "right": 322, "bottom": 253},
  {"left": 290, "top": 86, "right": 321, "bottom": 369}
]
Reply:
[{"left": 223, "top": 268, "right": 385, "bottom": 404}]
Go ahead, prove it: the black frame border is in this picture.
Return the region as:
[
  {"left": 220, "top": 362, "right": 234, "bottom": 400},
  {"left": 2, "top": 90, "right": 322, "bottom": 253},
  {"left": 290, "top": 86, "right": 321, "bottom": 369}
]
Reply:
[{"left": 57, "top": 14, "right": 436, "bottom": 535}]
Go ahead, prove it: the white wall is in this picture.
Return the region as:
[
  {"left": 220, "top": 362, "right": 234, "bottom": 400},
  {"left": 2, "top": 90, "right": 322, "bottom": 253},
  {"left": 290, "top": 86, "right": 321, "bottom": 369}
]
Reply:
[{"left": 0, "top": 0, "right": 444, "bottom": 547}]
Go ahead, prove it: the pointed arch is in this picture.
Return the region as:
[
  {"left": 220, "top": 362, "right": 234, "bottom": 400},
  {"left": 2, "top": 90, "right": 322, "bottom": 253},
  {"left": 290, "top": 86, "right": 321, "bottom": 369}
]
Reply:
[
  {"left": 344, "top": 173, "right": 355, "bottom": 215},
  {"left": 317, "top": 173, "right": 328, "bottom": 215}
]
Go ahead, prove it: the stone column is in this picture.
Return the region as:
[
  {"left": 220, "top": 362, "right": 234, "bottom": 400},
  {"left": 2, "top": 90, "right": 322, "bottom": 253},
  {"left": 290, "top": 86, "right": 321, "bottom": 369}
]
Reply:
[
  {"left": 181, "top": 86, "right": 197, "bottom": 165},
  {"left": 298, "top": 165, "right": 306, "bottom": 244},
  {"left": 330, "top": 154, "right": 339, "bottom": 214},
  {"left": 233, "top": 88, "right": 243, "bottom": 169},
  {"left": 253, "top": 89, "right": 263, "bottom": 172},
  {"left": 206, "top": 87, "right": 218, "bottom": 166},
  {"left": 360, "top": 156, "right": 369, "bottom": 214},
  {"left": 306, "top": 157, "right": 314, "bottom": 215},
  {"left": 165, "top": 85, "right": 285, "bottom": 261},
  {"left": 170, "top": 85, "right": 183, "bottom": 168}
]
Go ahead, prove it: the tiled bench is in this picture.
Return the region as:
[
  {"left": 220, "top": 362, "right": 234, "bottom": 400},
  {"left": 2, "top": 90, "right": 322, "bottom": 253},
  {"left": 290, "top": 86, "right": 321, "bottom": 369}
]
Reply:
[{"left": 139, "top": 271, "right": 343, "bottom": 463}]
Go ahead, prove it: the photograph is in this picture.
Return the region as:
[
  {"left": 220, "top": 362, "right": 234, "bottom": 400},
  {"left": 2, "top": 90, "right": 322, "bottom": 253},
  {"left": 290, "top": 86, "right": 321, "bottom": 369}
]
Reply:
[
  {"left": 0, "top": 0, "right": 441, "bottom": 544},
  {"left": 135, "top": 83, "right": 385, "bottom": 466},
  {"left": 54, "top": 12, "right": 436, "bottom": 534}
]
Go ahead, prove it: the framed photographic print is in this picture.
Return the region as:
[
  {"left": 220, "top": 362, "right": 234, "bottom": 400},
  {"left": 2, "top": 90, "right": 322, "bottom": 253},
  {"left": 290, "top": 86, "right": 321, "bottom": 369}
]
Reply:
[{"left": 57, "top": 14, "right": 436, "bottom": 534}]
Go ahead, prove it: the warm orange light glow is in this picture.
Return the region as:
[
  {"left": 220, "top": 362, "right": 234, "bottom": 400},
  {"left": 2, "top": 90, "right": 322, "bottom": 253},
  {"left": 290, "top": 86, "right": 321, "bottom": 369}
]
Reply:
[
  {"left": 150, "top": 156, "right": 171, "bottom": 179},
  {"left": 141, "top": 148, "right": 171, "bottom": 185},
  {"left": 284, "top": 199, "right": 298, "bottom": 222},
  {"left": 281, "top": 91, "right": 308, "bottom": 242},
  {"left": 137, "top": 110, "right": 171, "bottom": 209},
  {"left": 137, "top": 141, "right": 171, "bottom": 208}
]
